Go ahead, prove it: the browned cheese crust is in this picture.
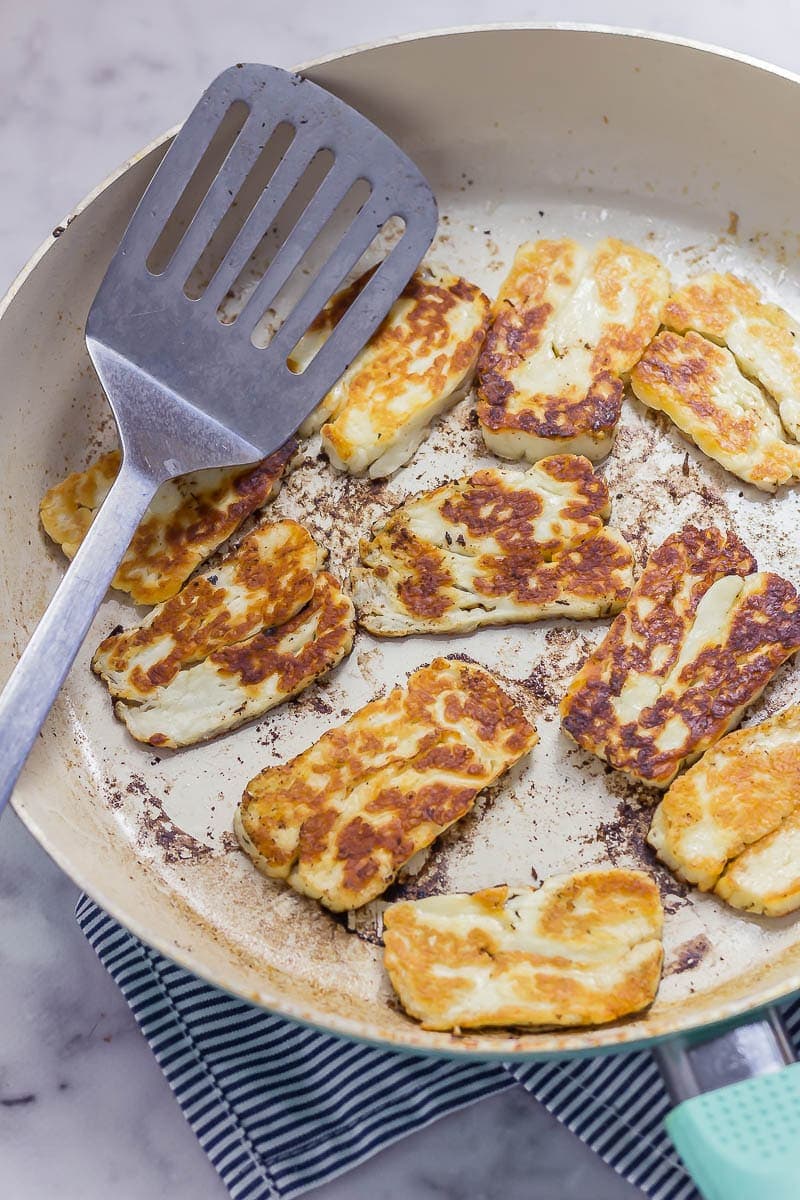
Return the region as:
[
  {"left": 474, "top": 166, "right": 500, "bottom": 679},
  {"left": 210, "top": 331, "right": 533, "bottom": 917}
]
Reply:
[
  {"left": 119, "top": 570, "right": 354, "bottom": 748},
  {"left": 203, "top": 570, "right": 352, "bottom": 695},
  {"left": 294, "top": 266, "right": 491, "bottom": 477},
  {"left": 40, "top": 441, "right": 296, "bottom": 603},
  {"left": 382, "top": 868, "right": 663, "bottom": 1030},
  {"left": 476, "top": 238, "right": 669, "bottom": 462},
  {"left": 631, "top": 330, "right": 800, "bottom": 491},
  {"left": 664, "top": 271, "right": 800, "bottom": 369},
  {"left": 560, "top": 526, "right": 800, "bottom": 787},
  {"left": 352, "top": 454, "right": 634, "bottom": 635},
  {"left": 236, "top": 658, "right": 538, "bottom": 911},
  {"left": 631, "top": 272, "right": 800, "bottom": 490},
  {"left": 93, "top": 520, "right": 323, "bottom": 700},
  {"left": 649, "top": 703, "right": 800, "bottom": 914}
]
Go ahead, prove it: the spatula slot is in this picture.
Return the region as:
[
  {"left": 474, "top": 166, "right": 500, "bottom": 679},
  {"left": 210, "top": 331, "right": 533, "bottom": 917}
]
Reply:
[
  {"left": 285, "top": 216, "right": 407, "bottom": 373},
  {"left": 277, "top": 228, "right": 420, "bottom": 405},
  {"left": 183, "top": 121, "right": 296, "bottom": 300},
  {"left": 247, "top": 176, "right": 375, "bottom": 350},
  {"left": 146, "top": 100, "right": 250, "bottom": 277},
  {"left": 215, "top": 146, "right": 341, "bottom": 326},
  {"left": 258, "top": 201, "right": 404, "bottom": 360},
  {"left": 215, "top": 166, "right": 371, "bottom": 345}
]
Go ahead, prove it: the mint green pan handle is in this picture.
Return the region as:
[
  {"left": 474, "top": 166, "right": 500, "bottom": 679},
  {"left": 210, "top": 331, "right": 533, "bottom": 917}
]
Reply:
[
  {"left": 656, "top": 1010, "right": 800, "bottom": 1200},
  {"left": 667, "top": 1064, "right": 800, "bottom": 1200}
]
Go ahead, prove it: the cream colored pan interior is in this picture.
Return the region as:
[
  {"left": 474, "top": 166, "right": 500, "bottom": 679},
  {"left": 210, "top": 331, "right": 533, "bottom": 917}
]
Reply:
[{"left": 5, "top": 26, "right": 800, "bottom": 1057}]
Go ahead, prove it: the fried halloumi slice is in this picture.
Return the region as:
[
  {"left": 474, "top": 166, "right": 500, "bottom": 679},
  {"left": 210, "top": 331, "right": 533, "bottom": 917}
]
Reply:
[
  {"left": 352, "top": 454, "right": 634, "bottom": 636},
  {"left": 235, "top": 658, "right": 537, "bottom": 911},
  {"left": 714, "top": 810, "right": 800, "bottom": 916},
  {"left": 117, "top": 571, "right": 354, "bottom": 748},
  {"left": 40, "top": 441, "right": 296, "bottom": 604},
  {"left": 477, "top": 238, "right": 669, "bottom": 463},
  {"left": 382, "top": 868, "right": 663, "bottom": 1031},
  {"left": 560, "top": 526, "right": 800, "bottom": 787},
  {"left": 292, "top": 266, "right": 490, "bottom": 478},
  {"left": 648, "top": 703, "right": 800, "bottom": 914},
  {"left": 92, "top": 520, "right": 323, "bottom": 701},
  {"left": 665, "top": 272, "right": 800, "bottom": 440},
  {"left": 631, "top": 272, "right": 800, "bottom": 491},
  {"left": 631, "top": 331, "right": 800, "bottom": 492}
]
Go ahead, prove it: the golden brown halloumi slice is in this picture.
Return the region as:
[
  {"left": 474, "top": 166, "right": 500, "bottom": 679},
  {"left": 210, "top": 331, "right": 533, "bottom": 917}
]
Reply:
[
  {"left": 117, "top": 571, "right": 354, "bottom": 748},
  {"left": 293, "top": 266, "right": 491, "bottom": 478},
  {"left": 382, "top": 868, "right": 663, "bottom": 1031},
  {"left": 665, "top": 272, "right": 800, "bottom": 440},
  {"left": 631, "top": 331, "right": 800, "bottom": 492},
  {"left": 40, "top": 441, "right": 296, "bottom": 604},
  {"left": 477, "top": 238, "right": 669, "bottom": 463},
  {"left": 631, "top": 273, "right": 800, "bottom": 491},
  {"left": 560, "top": 526, "right": 800, "bottom": 788},
  {"left": 714, "top": 810, "right": 800, "bottom": 916},
  {"left": 92, "top": 520, "right": 324, "bottom": 701},
  {"left": 352, "top": 454, "right": 634, "bottom": 636},
  {"left": 649, "top": 703, "right": 800, "bottom": 914},
  {"left": 235, "top": 658, "right": 537, "bottom": 911}
]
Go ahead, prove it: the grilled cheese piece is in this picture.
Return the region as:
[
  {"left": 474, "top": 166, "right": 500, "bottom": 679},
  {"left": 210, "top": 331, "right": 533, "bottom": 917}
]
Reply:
[
  {"left": 714, "top": 810, "right": 800, "bottom": 916},
  {"left": 560, "top": 526, "right": 800, "bottom": 787},
  {"left": 649, "top": 704, "right": 800, "bottom": 914},
  {"left": 631, "top": 331, "right": 800, "bottom": 492},
  {"left": 631, "top": 272, "right": 800, "bottom": 491},
  {"left": 665, "top": 272, "right": 800, "bottom": 440},
  {"left": 118, "top": 571, "right": 354, "bottom": 748},
  {"left": 293, "top": 266, "right": 491, "bottom": 478},
  {"left": 382, "top": 869, "right": 663, "bottom": 1031},
  {"left": 93, "top": 521, "right": 323, "bottom": 700},
  {"left": 236, "top": 658, "right": 537, "bottom": 912},
  {"left": 352, "top": 455, "right": 634, "bottom": 636},
  {"left": 39, "top": 442, "right": 296, "bottom": 604},
  {"left": 477, "top": 238, "right": 669, "bottom": 463}
]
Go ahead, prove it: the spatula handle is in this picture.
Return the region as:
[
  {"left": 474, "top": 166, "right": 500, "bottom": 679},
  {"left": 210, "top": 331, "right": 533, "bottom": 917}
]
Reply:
[{"left": 0, "top": 459, "right": 157, "bottom": 813}]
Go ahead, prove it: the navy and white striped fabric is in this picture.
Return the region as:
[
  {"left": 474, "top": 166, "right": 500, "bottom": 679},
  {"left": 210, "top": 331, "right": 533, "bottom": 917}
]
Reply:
[{"left": 77, "top": 896, "right": 800, "bottom": 1200}]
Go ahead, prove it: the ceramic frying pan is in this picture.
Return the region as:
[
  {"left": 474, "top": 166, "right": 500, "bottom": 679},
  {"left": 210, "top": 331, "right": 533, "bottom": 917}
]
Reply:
[{"left": 4, "top": 32, "right": 800, "bottom": 1175}]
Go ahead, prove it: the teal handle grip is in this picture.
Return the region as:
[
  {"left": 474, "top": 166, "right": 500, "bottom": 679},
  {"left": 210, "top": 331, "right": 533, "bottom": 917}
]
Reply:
[{"left": 666, "top": 1062, "right": 800, "bottom": 1200}]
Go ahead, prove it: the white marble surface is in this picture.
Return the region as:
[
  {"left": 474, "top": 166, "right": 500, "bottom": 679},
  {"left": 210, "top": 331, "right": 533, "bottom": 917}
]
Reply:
[{"left": 2, "top": 1, "right": 800, "bottom": 1197}]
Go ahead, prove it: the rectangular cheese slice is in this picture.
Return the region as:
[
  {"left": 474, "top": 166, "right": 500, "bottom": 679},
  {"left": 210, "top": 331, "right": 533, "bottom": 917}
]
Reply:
[
  {"left": 235, "top": 658, "right": 537, "bottom": 911},
  {"left": 665, "top": 271, "right": 800, "bottom": 441},
  {"left": 292, "top": 266, "right": 491, "bottom": 478},
  {"left": 631, "top": 330, "right": 800, "bottom": 492},
  {"left": 93, "top": 520, "right": 323, "bottom": 701},
  {"left": 117, "top": 571, "right": 354, "bottom": 748},
  {"left": 382, "top": 868, "right": 663, "bottom": 1030},
  {"left": 631, "top": 272, "right": 800, "bottom": 491},
  {"left": 648, "top": 703, "right": 800, "bottom": 914},
  {"left": 560, "top": 526, "right": 800, "bottom": 787},
  {"left": 40, "top": 441, "right": 296, "bottom": 603},
  {"left": 352, "top": 454, "right": 634, "bottom": 635},
  {"left": 477, "top": 238, "right": 669, "bottom": 463},
  {"left": 714, "top": 809, "right": 800, "bottom": 916}
]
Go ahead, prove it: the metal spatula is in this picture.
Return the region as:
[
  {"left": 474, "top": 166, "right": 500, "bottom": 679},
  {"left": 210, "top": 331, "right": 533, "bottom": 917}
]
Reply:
[{"left": 0, "top": 63, "right": 437, "bottom": 811}]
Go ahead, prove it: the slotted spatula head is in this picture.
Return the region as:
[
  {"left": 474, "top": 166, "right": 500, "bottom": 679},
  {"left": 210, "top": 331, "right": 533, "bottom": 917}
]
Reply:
[
  {"left": 0, "top": 63, "right": 437, "bottom": 815},
  {"left": 86, "top": 62, "right": 438, "bottom": 475}
]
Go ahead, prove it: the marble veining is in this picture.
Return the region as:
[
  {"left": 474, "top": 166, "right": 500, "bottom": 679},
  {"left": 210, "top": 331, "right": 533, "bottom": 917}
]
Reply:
[{"left": 2, "top": 1, "right": 800, "bottom": 1196}]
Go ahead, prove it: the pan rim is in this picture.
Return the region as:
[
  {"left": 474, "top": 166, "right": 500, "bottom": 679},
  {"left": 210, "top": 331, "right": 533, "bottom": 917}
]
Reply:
[{"left": 7, "top": 22, "right": 800, "bottom": 1058}]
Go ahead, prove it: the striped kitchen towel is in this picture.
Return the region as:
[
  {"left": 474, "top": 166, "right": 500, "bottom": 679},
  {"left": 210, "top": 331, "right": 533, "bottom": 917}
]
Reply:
[{"left": 77, "top": 895, "right": 800, "bottom": 1200}]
